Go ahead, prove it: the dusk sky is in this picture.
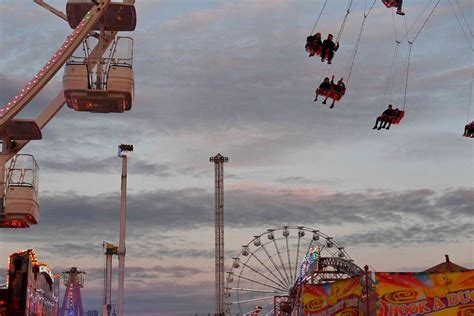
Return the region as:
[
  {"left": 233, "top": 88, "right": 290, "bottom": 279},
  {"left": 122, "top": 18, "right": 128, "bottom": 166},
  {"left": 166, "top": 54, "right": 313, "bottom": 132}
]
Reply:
[{"left": 0, "top": 0, "right": 472, "bottom": 315}]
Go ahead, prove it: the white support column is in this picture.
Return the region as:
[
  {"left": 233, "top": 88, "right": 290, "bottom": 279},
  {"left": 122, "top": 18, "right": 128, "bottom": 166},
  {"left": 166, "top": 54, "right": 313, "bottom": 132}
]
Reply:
[
  {"left": 117, "top": 144, "right": 132, "bottom": 316},
  {"left": 118, "top": 156, "right": 127, "bottom": 316}
]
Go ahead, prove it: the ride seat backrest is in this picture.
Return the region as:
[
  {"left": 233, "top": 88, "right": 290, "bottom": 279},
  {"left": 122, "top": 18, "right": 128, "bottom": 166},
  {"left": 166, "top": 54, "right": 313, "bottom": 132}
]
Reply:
[
  {"left": 382, "top": 0, "right": 398, "bottom": 8},
  {"left": 316, "top": 88, "right": 345, "bottom": 101},
  {"left": 306, "top": 43, "right": 322, "bottom": 55},
  {"left": 390, "top": 110, "right": 405, "bottom": 124},
  {"left": 465, "top": 124, "right": 474, "bottom": 138}
]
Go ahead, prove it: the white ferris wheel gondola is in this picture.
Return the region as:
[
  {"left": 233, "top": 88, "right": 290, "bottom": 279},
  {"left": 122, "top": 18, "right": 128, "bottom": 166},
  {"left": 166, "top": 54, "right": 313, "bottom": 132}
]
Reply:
[
  {"left": 63, "top": 0, "right": 136, "bottom": 113},
  {"left": 0, "top": 155, "right": 40, "bottom": 228}
]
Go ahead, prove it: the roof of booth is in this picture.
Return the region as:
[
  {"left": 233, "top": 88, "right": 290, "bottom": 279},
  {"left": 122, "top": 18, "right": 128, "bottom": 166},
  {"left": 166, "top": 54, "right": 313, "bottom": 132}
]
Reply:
[{"left": 424, "top": 255, "right": 467, "bottom": 273}]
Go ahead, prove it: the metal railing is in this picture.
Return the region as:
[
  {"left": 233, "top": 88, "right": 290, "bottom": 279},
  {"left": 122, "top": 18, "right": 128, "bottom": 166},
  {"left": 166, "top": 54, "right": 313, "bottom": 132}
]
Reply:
[{"left": 68, "top": 36, "right": 134, "bottom": 90}]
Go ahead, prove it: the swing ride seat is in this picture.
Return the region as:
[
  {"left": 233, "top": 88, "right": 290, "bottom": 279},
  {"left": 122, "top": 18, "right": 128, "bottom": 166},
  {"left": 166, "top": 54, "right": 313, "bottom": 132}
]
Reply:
[
  {"left": 305, "top": 42, "right": 322, "bottom": 57},
  {"left": 378, "top": 110, "right": 405, "bottom": 125},
  {"left": 309, "top": 47, "right": 331, "bottom": 60},
  {"left": 316, "top": 88, "right": 345, "bottom": 101},
  {"left": 463, "top": 124, "right": 474, "bottom": 138},
  {"left": 66, "top": 0, "right": 137, "bottom": 32},
  {"left": 328, "top": 89, "right": 345, "bottom": 101},
  {"left": 382, "top": 0, "right": 398, "bottom": 8},
  {"left": 316, "top": 88, "right": 328, "bottom": 98},
  {"left": 63, "top": 63, "right": 134, "bottom": 113},
  {"left": 389, "top": 110, "right": 404, "bottom": 124}
]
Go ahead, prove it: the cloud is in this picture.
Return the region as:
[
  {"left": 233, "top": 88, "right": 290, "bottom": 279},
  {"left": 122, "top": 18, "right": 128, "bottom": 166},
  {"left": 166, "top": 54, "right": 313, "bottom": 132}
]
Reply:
[
  {"left": 342, "top": 222, "right": 474, "bottom": 246},
  {"left": 41, "top": 156, "right": 173, "bottom": 177},
  {"left": 278, "top": 176, "right": 308, "bottom": 183},
  {"left": 1, "top": 186, "right": 470, "bottom": 242}
]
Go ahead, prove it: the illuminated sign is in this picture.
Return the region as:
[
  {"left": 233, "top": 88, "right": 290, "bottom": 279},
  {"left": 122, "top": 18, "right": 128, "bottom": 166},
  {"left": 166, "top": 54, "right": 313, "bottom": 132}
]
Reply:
[{"left": 299, "top": 246, "right": 321, "bottom": 282}]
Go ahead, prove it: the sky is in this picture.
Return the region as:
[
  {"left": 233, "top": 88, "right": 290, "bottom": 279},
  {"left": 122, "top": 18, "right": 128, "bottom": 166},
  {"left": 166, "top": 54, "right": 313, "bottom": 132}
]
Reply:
[{"left": 0, "top": 0, "right": 473, "bottom": 314}]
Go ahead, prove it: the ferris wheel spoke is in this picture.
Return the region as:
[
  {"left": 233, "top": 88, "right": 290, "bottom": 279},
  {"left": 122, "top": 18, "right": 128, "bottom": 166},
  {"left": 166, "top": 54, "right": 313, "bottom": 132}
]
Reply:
[
  {"left": 285, "top": 235, "right": 294, "bottom": 283},
  {"left": 320, "top": 244, "right": 326, "bottom": 253},
  {"left": 247, "top": 249, "right": 289, "bottom": 290},
  {"left": 228, "top": 287, "right": 287, "bottom": 295},
  {"left": 260, "top": 243, "right": 291, "bottom": 289},
  {"left": 293, "top": 232, "right": 302, "bottom": 284},
  {"left": 235, "top": 273, "right": 288, "bottom": 293},
  {"left": 305, "top": 238, "right": 315, "bottom": 256},
  {"left": 272, "top": 238, "right": 292, "bottom": 286},
  {"left": 239, "top": 263, "right": 286, "bottom": 290}
]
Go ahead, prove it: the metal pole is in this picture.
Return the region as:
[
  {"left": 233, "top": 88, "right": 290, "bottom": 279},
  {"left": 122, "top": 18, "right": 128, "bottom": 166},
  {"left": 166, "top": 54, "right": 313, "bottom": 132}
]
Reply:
[
  {"left": 117, "top": 155, "right": 127, "bottom": 316},
  {"left": 106, "top": 254, "right": 113, "bottom": 309},
  {"left": 0, "top": 140, "right": 10, "bottom": 213},
  {"left": 103, "top": 242, "right": 115, "bottom": 316}
]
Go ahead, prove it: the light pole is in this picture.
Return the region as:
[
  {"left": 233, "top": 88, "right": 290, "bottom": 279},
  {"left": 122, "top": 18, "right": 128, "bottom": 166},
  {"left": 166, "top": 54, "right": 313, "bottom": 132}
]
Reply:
[{"left": 117, "top": 144, "right": 133, "bottom": 316}]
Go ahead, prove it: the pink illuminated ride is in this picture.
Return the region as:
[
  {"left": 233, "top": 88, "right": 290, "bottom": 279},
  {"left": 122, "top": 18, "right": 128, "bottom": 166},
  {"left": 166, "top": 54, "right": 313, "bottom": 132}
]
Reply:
[
  {"left": 5, "top": 249, "right": 60, "bottom": 315},
  {"left": 60, "top": 267, "right": 86, "bottom": 316},
  {"left": 0, "top": 0, "right": 136, "bottom": 229}
]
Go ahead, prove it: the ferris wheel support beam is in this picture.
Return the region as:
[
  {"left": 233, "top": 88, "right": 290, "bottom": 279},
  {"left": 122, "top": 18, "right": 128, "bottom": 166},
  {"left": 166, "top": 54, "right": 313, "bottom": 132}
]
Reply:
[
  {"left": 0, "top": 0, "right": 112, "bottom": 209},
  {"left": 0, "top": 29, "right": 117, "bottom": 209},
  {"left": 33, "top": 0, "right": 68, "bottom": 22},
  {"left": 0, "top": 30, "right": 116, "bottom": 160},
  {"left": 0, "top": 0, "right": 112, "bottom": 128}
]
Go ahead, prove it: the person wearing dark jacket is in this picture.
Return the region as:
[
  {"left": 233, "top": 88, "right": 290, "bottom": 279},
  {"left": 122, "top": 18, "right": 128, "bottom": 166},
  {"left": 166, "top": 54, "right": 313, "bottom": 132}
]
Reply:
[
  {"left": 328, "top": 77, "right": 346, "bottom": 108},
  {"left": 320, "top": 34, "right": 339, "bottom": 64},
  {"left": 314, "top": 77, "right": 331, "bottom": 101},
  {"left": 464, "top": 121, "right": 474, "bottom": 137},
  {"left": 373, "top": 104, "right": 396, "bottom": 130}
]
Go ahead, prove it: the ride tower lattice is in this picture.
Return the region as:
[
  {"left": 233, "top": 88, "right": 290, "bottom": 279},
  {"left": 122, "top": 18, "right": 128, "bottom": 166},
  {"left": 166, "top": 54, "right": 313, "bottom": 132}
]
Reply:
[
  {"left": 210, "top": 153, "right": 228, "bottom": 316},
  {"left": 60, "top": 267, "right": 86, "bottom": 316}
]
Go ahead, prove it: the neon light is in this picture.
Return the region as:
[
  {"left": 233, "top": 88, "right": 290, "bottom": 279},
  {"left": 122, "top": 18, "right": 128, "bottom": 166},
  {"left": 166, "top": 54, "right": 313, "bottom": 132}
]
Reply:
[
  {"left": 0, "top": 0, "right": 99, "bottom": 114},
  {"left": 298, "top": 246, "right": 320, "bottom": 282}
]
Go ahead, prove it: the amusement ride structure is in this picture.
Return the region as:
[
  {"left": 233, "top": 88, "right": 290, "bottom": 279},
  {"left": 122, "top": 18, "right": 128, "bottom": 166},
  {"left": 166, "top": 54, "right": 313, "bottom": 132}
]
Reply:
[
  {"left": 5, "top": 249, "right": 60, "bottom": 315},
  {"left": 0, "top": 0, "right": 136, "bottom": 229},
  {"left": 225, "top": 226, "right": 366, "bottom": 315},
  {"left": 210, "top": 153, "right": 229, "bottom": 316},
  {"left": 0, "top": 0, "right": 137, "bottom": 315},
  {"left": 60, "top": 267, "right": 86, "bottom": 316}
]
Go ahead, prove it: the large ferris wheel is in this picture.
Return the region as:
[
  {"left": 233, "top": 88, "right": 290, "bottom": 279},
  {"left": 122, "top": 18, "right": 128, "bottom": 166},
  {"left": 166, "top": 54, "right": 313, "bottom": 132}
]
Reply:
[{"left": 225, "top": 226, "right": 365, "bottom": 315}]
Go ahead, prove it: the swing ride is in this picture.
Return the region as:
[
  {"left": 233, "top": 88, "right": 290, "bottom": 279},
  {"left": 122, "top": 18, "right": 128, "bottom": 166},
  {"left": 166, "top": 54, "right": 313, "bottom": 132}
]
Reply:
[{"left": 306, "top": 0, "right": 473, "bottom": 136}]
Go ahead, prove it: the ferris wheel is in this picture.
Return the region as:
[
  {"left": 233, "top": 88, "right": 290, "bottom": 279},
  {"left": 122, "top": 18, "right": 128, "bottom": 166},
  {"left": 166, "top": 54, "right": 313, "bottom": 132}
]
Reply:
[{"left": 225, "top": 226, "right": 362, "bottom": 315}]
